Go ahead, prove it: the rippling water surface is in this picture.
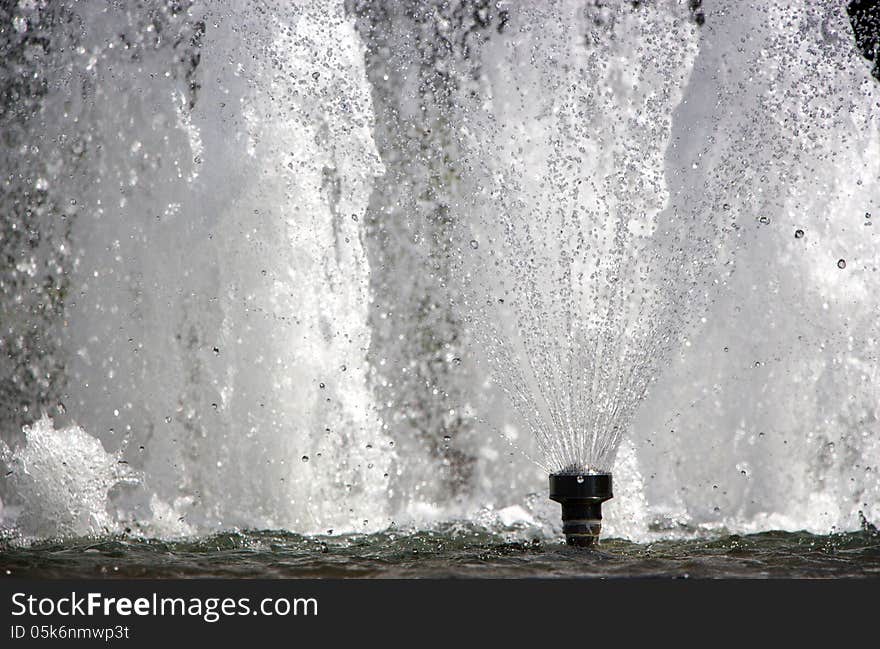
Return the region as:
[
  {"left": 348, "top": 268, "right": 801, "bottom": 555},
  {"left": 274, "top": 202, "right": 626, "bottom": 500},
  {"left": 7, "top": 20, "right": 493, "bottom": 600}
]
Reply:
[{"left": 3, "top": 526, "right": 879, "bottom": 579}]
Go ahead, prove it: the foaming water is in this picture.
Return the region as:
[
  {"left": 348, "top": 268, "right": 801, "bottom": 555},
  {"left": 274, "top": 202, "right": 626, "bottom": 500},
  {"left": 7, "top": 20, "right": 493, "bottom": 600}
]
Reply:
[
  {"left": 0, "top": 0, "right": 879, "bottom": 546},
  {"left": 0, "top": 416, "right": 136, "bottom": 538}
]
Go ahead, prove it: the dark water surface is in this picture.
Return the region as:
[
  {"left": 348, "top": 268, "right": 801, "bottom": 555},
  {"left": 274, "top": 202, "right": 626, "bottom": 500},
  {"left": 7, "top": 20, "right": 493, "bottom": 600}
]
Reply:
[{"left": 3, "top": 525, "right": 880, "bottom": 579}]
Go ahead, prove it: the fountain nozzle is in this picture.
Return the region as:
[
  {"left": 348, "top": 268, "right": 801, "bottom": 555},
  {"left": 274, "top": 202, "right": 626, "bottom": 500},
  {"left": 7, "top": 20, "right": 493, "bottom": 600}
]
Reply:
[{"left": 549, "top": 472, "right": 613, "bottom": 547}]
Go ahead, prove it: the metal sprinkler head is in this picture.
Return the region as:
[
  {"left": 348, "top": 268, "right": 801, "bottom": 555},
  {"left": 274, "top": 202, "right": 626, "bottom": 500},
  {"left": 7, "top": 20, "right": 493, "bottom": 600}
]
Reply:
[{"left": 548, "top": 472, "right": 613, "bottom": 547}]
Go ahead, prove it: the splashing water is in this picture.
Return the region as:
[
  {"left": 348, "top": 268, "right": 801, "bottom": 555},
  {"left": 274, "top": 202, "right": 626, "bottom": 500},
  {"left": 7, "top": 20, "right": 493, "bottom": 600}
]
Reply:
[
  {"left": 1, "top": 0, "right": 392, "bottom": 537},
  {"left": 0, "top": 415, "right": 136, "bottom": 538},
  {"left": 1, "top": 0, "right": 879, "bottom": 543}
]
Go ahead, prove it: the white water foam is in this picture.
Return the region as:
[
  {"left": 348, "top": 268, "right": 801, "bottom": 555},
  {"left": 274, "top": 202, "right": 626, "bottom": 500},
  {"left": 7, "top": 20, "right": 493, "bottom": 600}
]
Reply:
[{"left": 0, "top": 415, "right": 136, "bottom": 538}]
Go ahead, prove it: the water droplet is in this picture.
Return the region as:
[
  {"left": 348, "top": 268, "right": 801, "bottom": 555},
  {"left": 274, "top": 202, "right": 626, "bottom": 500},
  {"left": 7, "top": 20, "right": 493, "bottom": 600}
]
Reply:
[
  {"left": 794, "top": 229, "right": 804, "bottom": 239},
  {"left": 758, "top": 215, "right": 770, "bottom": 225},
  {"left": 576, "top": 475, "right": 584, "bottom": 484},
  {"left": 164, "top": 416, "right": 172, "bottom": 424},
  {"left": 837, "top": 258, "right": 846, "bottom": 269},
  {"left": 319, "top": 382, "right": 326, "bottom": 389},
  {"left": 722, "top": 203, "right": 731, "bottom": 211},
  {"left": 469, "top": 239, "right": 479, "bottom": 250},
  {"left": 301, "top": 455, "right": 309, "bottom": 463},
  {"left": 866, "top": 212, "right": 872, "bottom": 219}
]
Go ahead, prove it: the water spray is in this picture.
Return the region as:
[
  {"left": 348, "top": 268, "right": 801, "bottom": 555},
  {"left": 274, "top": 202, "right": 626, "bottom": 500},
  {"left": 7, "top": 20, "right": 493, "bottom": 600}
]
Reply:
[{"left": 549, "top": 472, "right": 613, "bottom": 547}]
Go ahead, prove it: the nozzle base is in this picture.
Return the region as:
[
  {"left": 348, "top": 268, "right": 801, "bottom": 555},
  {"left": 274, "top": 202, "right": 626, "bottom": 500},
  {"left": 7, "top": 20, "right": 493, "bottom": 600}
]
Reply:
[
  {"left": 560, "top": 501, "right": 603, "bottom": 547},
  {"left": 564, "top": 531, "right": 601, "bottom": 547}
]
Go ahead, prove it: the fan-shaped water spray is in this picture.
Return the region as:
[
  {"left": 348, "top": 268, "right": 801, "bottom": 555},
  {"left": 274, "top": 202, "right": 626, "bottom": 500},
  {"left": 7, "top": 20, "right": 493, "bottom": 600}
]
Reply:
[
  {"left": 434, "top": 0, "right": 711, "bottom": 544},
  {"left": 455, "top": 2, "right": 703, "bottom": 479}
]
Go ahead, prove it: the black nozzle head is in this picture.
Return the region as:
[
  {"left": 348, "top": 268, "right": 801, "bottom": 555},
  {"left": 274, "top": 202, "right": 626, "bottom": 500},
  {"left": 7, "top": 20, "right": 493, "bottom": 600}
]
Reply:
[{"left": 549, "top": 472, "right": 613, "bottom": 547}]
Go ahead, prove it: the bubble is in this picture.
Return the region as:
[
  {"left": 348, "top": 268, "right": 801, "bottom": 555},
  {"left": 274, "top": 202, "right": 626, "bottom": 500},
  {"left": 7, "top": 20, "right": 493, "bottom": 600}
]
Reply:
[
  {"left": 301, "top": 455, "right": 309, "bottom": 463},
  {"left": 469, "top": 239, "right": 479, "bottom": 249},
  {"left": 576, "top": 475, "right": 584, "bottom": 484},
  {"left": 794, "top": 229, "right": 804, "bottom": 239},
  {"left": 758, "top": 215, "right": 770, "bottom": 225},
  {"left": 837, "top": 259, "right": 846, "bottom": 269}
]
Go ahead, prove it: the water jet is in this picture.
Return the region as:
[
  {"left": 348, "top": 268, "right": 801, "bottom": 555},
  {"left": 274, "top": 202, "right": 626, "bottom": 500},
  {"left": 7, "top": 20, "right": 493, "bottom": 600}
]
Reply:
[{"left": 549, "top": 472, "right": 613, "bottom": 547}]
